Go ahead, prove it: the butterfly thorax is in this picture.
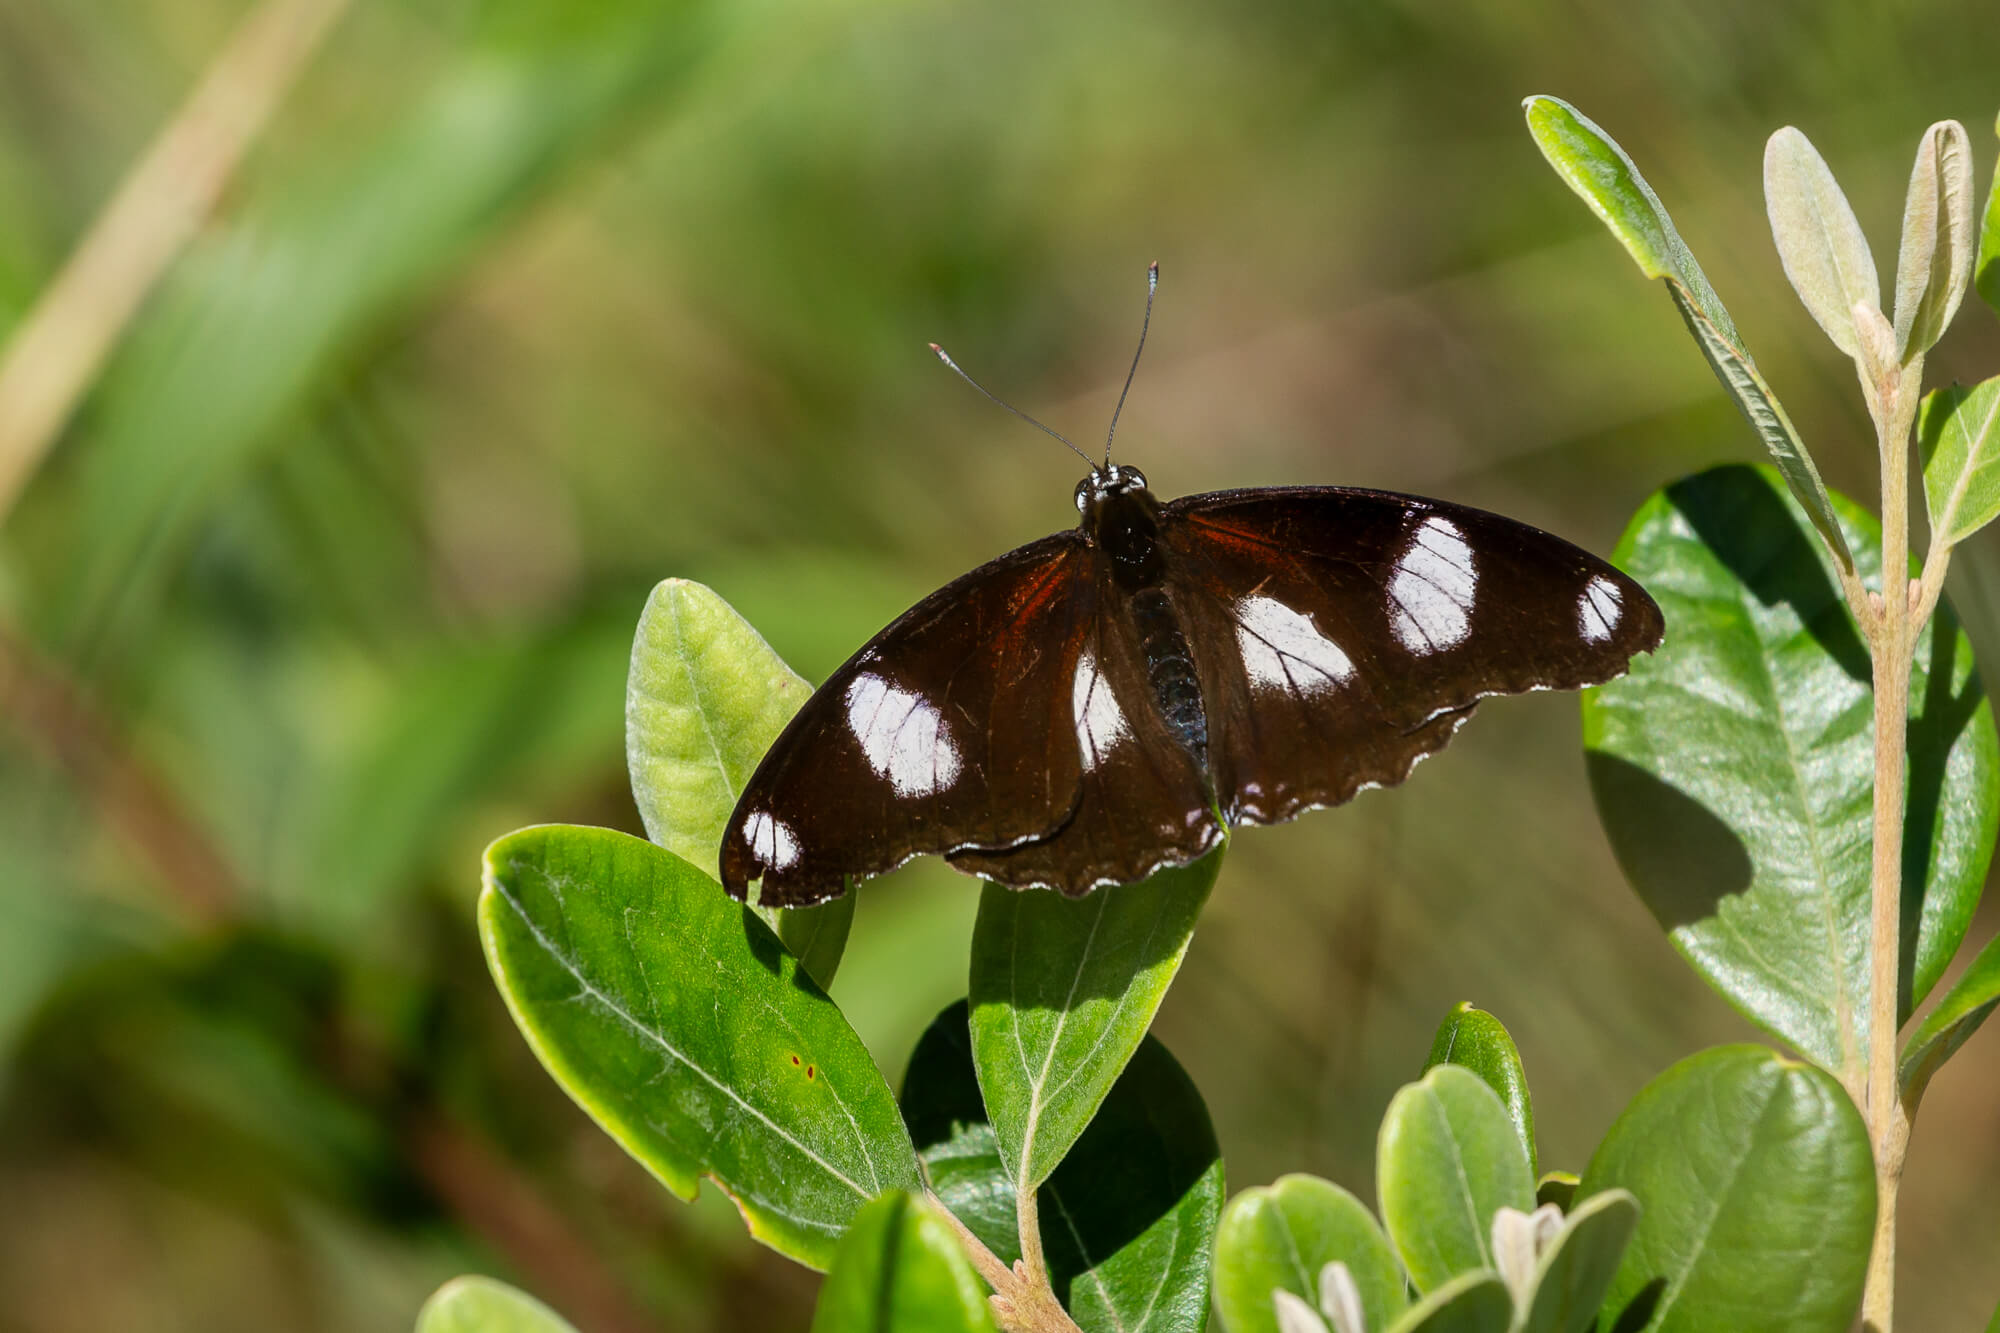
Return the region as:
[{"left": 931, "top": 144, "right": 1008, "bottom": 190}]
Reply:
[{"left": 1077, "top": 466, "right": 1212, "bottom": 775}]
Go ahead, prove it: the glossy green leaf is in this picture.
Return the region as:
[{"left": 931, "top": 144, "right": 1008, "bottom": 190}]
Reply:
[
  {"left": 1523, "top": 94, "right": 1852, "bottom": 572},
  {"left": 1423, "top": 1002, "right": 1536, "bottom": 1177},
  {"left": 1763, "top": 127, "right": 1879, "bottom": 360},
  {"left": 415, "top": 1276, "right": 579, "bottom": 1333},
  {"left": 1378, "top": 1066, "right": 1534, "bottom": 1294},
  {"left": 969, "top": 850, "right": 1220, "bottom": 1193},
  {"left": 1920, "top": 378, "right": 2000, "bottom": 551},
  {"left": 1978, "top": 111, "right": 2000, "bottom": 318},
  {"left": 625, "top": 577, "right": 852, "bottom": 986},
  {"left": 1211, "top": 1175, "right": 1407, "bottom": 1333},
  {"left": 1893, "top": 120, "right": 1977, "bottom": 362},
  {"left": 1517, "top": 1189, "right": 1639, "bottom": 1333},
  {"left": 479, "top": 824, "right": 919, "bottom": 1269},
  {"left": 902, "top": 1001, "right": 1224, "bottom": 1333},
  {"left": 1580, "top": 1046, "right": 1874, "bottom": 1333},
  {"left": 1901, "top": 930, "right": 2000, "bottom": 1107},
  {"left": 810, "top": 1192, "right": 998, "bottom": 1333},
  {"left": 1583, "top": 465, "right": 1998, "bottom": 1077},
  {"left": 1381, "top": 1273, "right": 1512, "bottom": 1333}
]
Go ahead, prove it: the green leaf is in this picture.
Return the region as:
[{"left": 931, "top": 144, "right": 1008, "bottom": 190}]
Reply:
[
  {"left": 810, "top": 1192, "right": 999, "bottom": 1333},
  {"left": 1378, "top": 1065, "right": 1535, "bottom": 1294},
  {"left": 1583, "top": 465, "right": 1998, "bottom": 1078},
  {"left": 1523, "top": 94, "right": 1853, "bottom": 573},
  {"left": 1211, "top": 1175, "right": 1407, "bottom": 1333},
  {"left": 1900, "top": 930, "right": 2000, "bottom": 1107},
  {"left": 1381, "top": 1272, "right": 1513, "bottom": 1333},
  {"left": 415, "top": 1276, "right": 579, "bottom": 1333},
  {"left": 1422, "top": 1002, "right": 1536, "bottom": 1177},
  {"left": 1580, "top": 1046, "right": 1874, "bottom": 1333},
  {"left": 902, "top": 1001, "right": 1224, "bottom": 1333},
  {"left": 625, "top": 577, "right": 853, "bottom": 986},
  {"left": 479, "top": 824, "right": 920, "bottom": 1269},
  {"left": 968, "top": 850, "right": 1220, "bottom": 1193},
  {"left": 1893, "top": 120, "right": 1977, "bottom": 362},
  {"left": 1762, "top": 127, "right": 1880, "bottom": 360},
  {"left": 1534, "top": 1173, "right": 1578, "bottom": 1213},
  {"left": 1516, "top": 1189, "right": 1639, "bottom": 1333},
  {"left": 1978, "top": 111, "right": 2000, "bottom": 318},
  {"left": 1919, "top": 378, "right": 2000, "bottom": 551}
]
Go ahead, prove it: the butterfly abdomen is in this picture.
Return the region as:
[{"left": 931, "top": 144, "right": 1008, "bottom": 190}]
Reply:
[{"left": 1129, "top": 586, "right": 1210, "bottom": 770}]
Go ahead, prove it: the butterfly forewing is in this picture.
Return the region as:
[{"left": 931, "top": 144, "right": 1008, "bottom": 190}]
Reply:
[
  {"left": 1160, "top": 487, "right": 1664, "bottom": 827},
  {"left": 721, "top": 534, "right": 1096, "bottom": 907}
]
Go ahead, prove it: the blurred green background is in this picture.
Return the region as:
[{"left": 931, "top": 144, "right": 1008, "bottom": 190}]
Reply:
[{"left": 0, "top": 0, "right": 1996, "bottom": 1329}]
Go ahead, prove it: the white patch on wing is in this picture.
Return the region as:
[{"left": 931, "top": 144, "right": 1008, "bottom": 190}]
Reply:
[
  {"left": 1070, "top": 649, "right": 1130, "bottom": 771},
  {"left": 1579, "top": 575, "right": 1623, "bottom": 644},
  {"left": 1390, "top": 514, "right": 1476, "bottom": 653},
  {"left": 1234, "top": 594, "right": 1353, "bottom": 694},
  {"left": 844, "top": 672, "right": 961, "bottom": 796},
  {"left": 743, "top": 810, "right": 800, "bottom": 870}
]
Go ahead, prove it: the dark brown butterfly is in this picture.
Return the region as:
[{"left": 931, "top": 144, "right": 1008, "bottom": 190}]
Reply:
[{"left": 720, "top": 271, "right": 1663, "bottom": 908}]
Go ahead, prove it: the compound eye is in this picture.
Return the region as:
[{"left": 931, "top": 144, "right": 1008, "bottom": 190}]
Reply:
[
  {"left": 1073, "top": 478, "right": 1091, "bottom": 513},
  {"left": 1121, "top": 467, "right": 1147, "bottom": 491}
]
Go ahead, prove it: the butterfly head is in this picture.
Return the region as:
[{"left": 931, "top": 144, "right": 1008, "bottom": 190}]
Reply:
[{"left": 1074, "top": 463, "right": 1151, "bottom": 516}]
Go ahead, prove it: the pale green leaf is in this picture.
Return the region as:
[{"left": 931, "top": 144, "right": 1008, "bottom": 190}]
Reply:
[
  {"left": 1516, "top": 1189, "right": 1639, "bottom": 1333},
  {"left": 415, "top": 1276, "right": 578, "bottom": 1333},
  {"left": 1211, "top": 1175, "right": 1407, "bottom": 1333},
  {"left": 1524, "top": 94, "right": 1853, "bottom": 572},
  {"left": 1377, "top": 1066, "right": 1534, "bottom": 1294},
  {"left": 1894, "top": 120, "right": 1977, "bottom": 362},
  {"left": 1763, "top": 127, "right": 1879, "bottom": 359},
  {"left": 1977, "top": 111, "right": 2000, "bottom": 318},
  {"left": 625, "top": 577, "right": 852, "bottom": 985},
  {"left": 810, "top": 1192, "right": 998, "bottom": 1333},
  {"left": 1919, "top": 378, "right": 2000, "bottom": 550},
  {"left": 1900, "top": 930, "right": 2000, "bottom": 1108},
  {"left": 1381, "top": 1272, "right": 1512, "bottom": 1333}
]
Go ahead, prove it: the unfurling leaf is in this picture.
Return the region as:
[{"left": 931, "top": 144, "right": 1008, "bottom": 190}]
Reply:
[
  {"left": 1423, "top": 1002, "right": 1536, "bottom": 1177},
  {"left": 415, "top": 1276, "right": 579, "bottom": 1333},
  {"left": 1763, "top": 127, "right": 1879, "bottom": 359},
  {"left": 1894, "top": 119, "right": 1976, "bottom": 362}
]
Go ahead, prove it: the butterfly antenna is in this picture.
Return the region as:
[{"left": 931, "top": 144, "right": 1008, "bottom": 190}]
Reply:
[
  {"left": 929, "top": 342, "right": 1097, "bottom": 473},
  {"left": 1103, "top": 260, "right": 1157, "bottom": 468}
]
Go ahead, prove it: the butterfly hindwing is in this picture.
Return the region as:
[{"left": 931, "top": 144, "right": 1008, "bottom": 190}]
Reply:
[
  {"left": 1160, "top": 486, "right": 1663, "bottom": 827},
  {"left": 721, "top": 534, "right": 1096, "bottom": 907}
]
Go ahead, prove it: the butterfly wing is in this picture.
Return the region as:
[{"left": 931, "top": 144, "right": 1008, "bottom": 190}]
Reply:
[
  {"left": 1159, "top": 486, "right": 1663, "bottom": 827},
  {"left": 945, "top": 586, "right": 1223, "bottom": 895},
  {"left": 721, "top": 533, "right": 1098, "bottom": 907}
]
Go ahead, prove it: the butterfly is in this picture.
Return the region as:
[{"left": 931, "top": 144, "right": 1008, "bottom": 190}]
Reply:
[{"left": 720, "top": 268, "right": 1663, "bottom": 908}]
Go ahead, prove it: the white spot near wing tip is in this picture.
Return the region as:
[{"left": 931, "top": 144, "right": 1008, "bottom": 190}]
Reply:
[
  {"left": 1234, "top": 594, "right": 1353, "bottom": 694},
  {"left": 1579, "top": 575, "right": 1623, "bottom": 644},
  {"left": 1390, "top": 514, "right": 1476, "bottom": 654},
  {"left": 845, "top": 672, "right": 961, "bottom": 797},
  {"left": 1071, "top": 649, "right": 1131, "bottom": 771},
  {"left": 744, "top": 810, "right": 800, "bottom": 870}
]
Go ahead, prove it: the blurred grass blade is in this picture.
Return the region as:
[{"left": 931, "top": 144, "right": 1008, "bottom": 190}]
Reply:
[
  {"left": 480, "top": 824, "right": 920, "bottom": 1270},
  {"left": 1978, "top": 111, "right": 2000, "bottom": 317},
  {"left": 626, "top": 578, "right": 852, "bottom": 986},
  {"left": 968, "top": 849, "right": 1220, "bottom": 1193},
  {"left": 1580, "top": 1046, "right": 1874, "bottom": 1333},
  {"left": 1377, "top": 1066, "right": 1534, "bottom": 1295},
  {"left": 60, "top": 3, "right": 720, "bottom": 654},
  {"left": 416, "top": 1276, "right": 579, "bottom": 1333},
  {"left": 902, "top": 1000, "right": 1224, "bottom": 1333},
  {"left": 1422, "top": 1002, "right": 1536, "bottom": 1177},
  {"left": 1919, "top": 378, "right": 2000, "bottom": 550},
  {"left": 1380, "top": 1272, "right": 1511, "bottom": 1333},
  {"left": 1763, "top": 127, "right": 1879, "bottom": 360},
  {"left": 1900, "top": 930, "right": 2000, "bottom": 1109},
  {"left": 1524, "top": 94, "right": 1853, "bottom": 573},
  {"left": 1211, "top": 1174, "right": 1408, "bottom": 1333},
  {"left": 809, "top": 1192, "right": 999, "bottom": 1333},
  {"left": 1894, "top": 120, "right": 1976, "bottom": 362},
  {"left": 1584, "top": 465, "right": 1997, "bottom": 1077}
]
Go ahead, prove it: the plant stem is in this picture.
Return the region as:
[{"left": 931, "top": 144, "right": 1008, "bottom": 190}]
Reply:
[
  {"left": 1859, "top": 364, "right": 1923, "bottom": 1333},
  {"left": 926, "top": 1190, "right": 1080, "bottom": 1333}
]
